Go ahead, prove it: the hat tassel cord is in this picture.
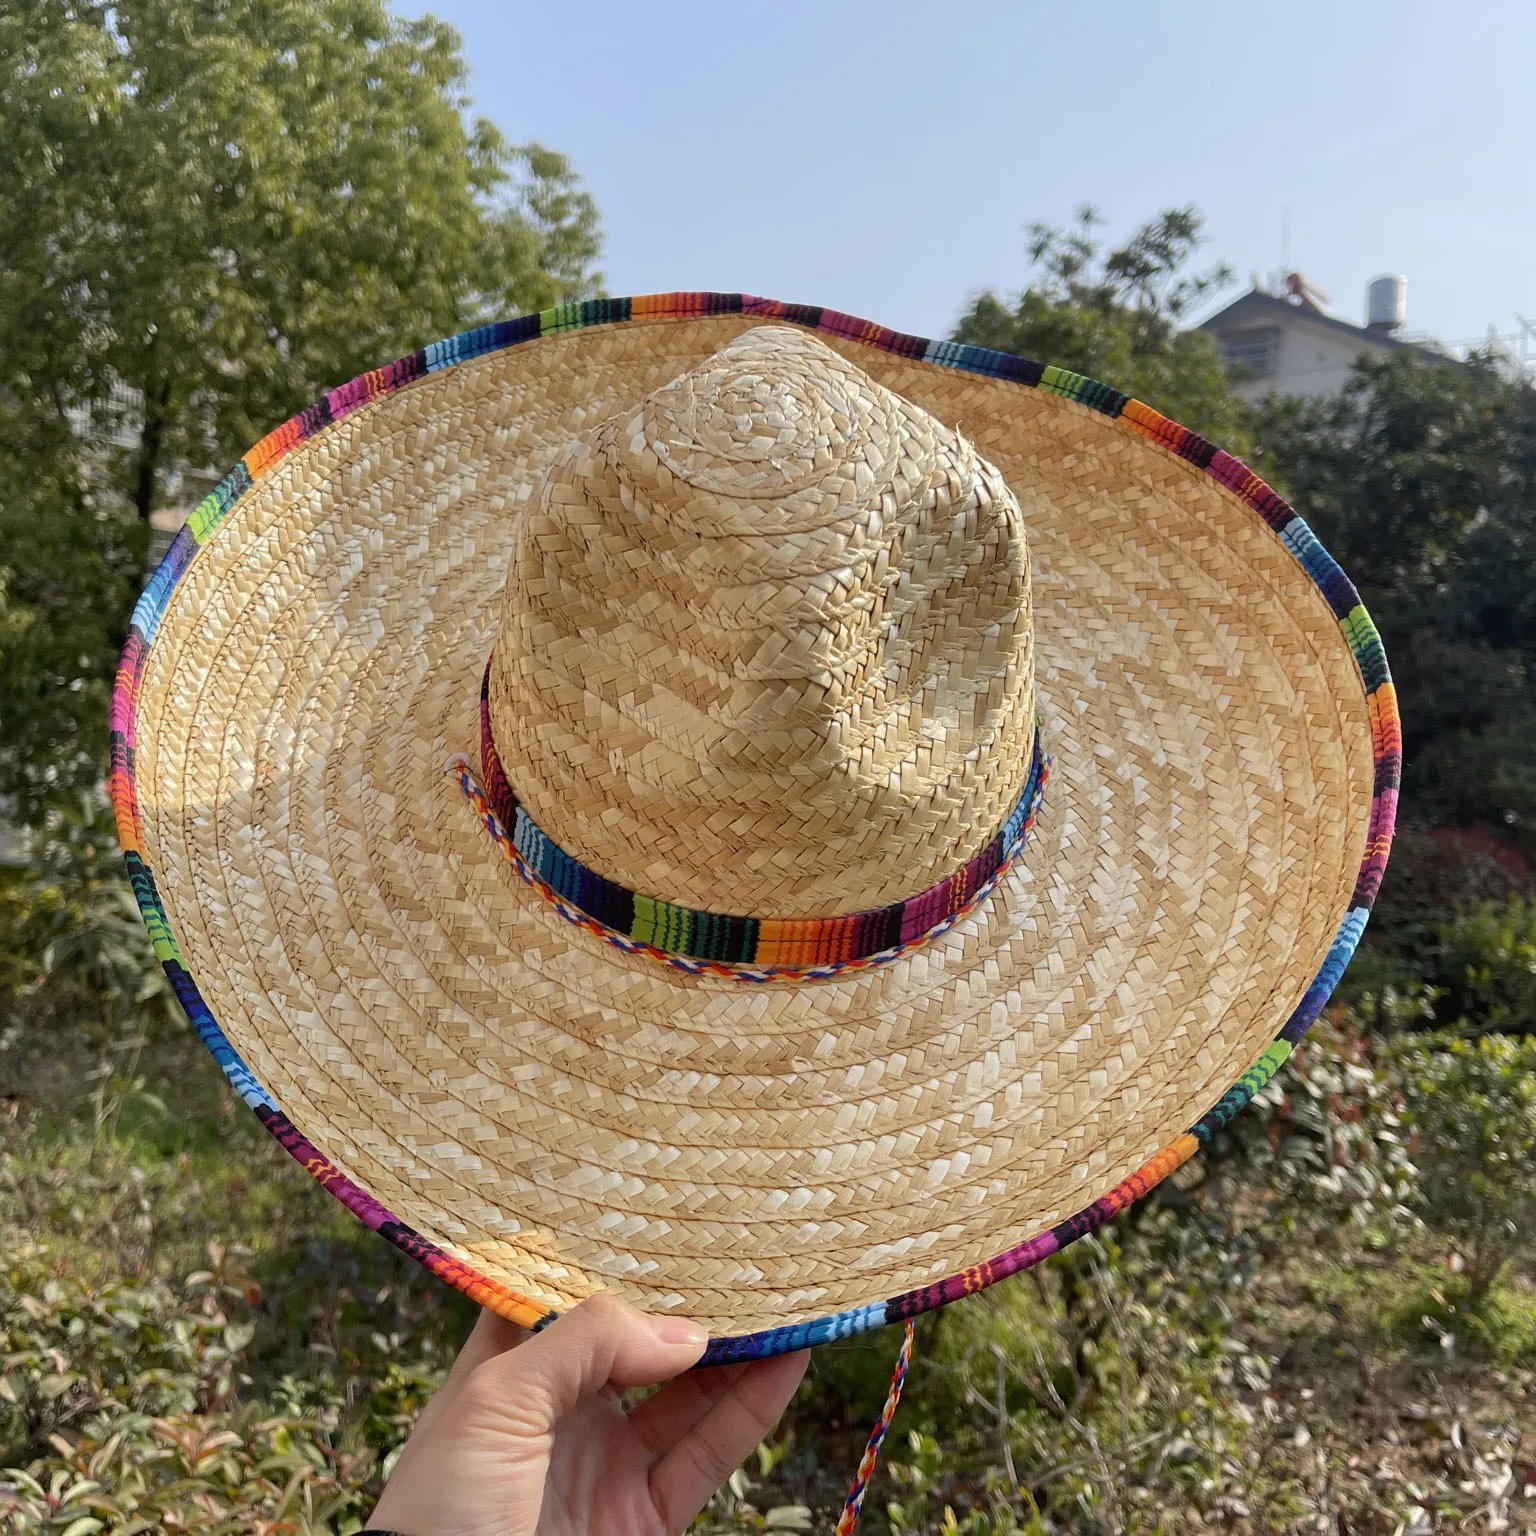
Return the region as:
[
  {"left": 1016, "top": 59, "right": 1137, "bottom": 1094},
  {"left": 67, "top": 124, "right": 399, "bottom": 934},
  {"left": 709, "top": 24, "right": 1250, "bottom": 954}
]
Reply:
[{"left": 834, "top": 1317, "right": 917, "bottom": 1535}]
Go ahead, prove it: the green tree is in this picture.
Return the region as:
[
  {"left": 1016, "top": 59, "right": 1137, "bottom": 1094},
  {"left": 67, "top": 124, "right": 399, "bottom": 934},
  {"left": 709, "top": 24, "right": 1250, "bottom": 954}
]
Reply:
[
  {"left": 1252, "top": 353, "right": 1536, "bottom": 854},
  {"left": 1, "top": 0, "right": 602, "bottom": 523},
  {"left": 0, "top": 413, "right": 145, "bottom": 827},
  {"left": 0, "top": 0, "right": 602, "bottom": 825},
  {"left": 953, "top": 205, "right": 1248, "bottom": 447}
]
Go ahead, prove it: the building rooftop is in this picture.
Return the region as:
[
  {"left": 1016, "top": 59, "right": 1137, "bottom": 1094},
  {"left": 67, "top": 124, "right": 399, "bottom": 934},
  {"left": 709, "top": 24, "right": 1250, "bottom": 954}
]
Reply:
[
  {"left": 1196, "top": 280, "right": 1454, "bottom": 399},
  {"left": 1199, "top": 287, "right": 1447, "bottom": 355}
]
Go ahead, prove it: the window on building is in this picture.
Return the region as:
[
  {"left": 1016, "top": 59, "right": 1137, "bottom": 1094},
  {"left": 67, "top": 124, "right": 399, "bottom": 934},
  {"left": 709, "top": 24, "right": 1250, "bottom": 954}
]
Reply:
[{"left": 1219, "top": 328, "right": 1279, "bottom": 378}]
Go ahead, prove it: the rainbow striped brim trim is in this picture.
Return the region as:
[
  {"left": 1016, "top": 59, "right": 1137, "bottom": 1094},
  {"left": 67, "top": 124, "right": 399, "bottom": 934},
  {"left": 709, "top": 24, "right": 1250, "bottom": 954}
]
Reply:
[{"left": 110, "top": 292, "right": 1400, "bottom": 1362}]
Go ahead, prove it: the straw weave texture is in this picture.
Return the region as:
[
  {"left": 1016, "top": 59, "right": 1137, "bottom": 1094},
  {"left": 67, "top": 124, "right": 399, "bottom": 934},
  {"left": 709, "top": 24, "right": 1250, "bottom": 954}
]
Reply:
[{"left": 128, "top": 310, "right": 1375, "bottom": 1336}]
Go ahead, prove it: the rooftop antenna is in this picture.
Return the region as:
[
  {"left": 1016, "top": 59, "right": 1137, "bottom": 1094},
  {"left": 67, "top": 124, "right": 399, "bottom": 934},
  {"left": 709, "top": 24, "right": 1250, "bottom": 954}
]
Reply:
[{"left": 1281, "top": 205, "right": 1291, "bottom": 277}]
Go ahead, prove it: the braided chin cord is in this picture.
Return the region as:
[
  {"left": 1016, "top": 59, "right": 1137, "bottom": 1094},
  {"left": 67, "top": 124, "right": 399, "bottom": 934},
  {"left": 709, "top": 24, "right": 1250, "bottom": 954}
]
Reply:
[{"left": 836, "top": 1318, "right": 918, "bottom": 1536}]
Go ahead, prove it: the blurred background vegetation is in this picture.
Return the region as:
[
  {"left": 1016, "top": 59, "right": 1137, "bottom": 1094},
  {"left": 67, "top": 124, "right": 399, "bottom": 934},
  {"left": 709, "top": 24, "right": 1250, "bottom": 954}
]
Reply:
[{"left": 3, "top": 3, "right": 1536, "bottom": 1533}]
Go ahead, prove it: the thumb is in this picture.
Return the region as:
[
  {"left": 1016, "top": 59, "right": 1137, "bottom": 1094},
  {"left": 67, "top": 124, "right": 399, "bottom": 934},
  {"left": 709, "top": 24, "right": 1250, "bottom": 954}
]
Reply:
[{"left": 487, "top": 1293, "right": 709, "bottom": 1426}]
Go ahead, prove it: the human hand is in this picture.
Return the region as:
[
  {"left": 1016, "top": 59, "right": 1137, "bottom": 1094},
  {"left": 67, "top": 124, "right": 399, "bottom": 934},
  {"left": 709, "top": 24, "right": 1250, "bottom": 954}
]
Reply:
[{"left": 365, "top": 1294, "right": 810, "bottom": 1536}]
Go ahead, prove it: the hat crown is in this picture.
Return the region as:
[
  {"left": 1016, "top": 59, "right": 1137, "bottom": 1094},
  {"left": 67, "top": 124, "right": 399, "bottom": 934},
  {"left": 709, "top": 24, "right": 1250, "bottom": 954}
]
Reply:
[
  {"left": 489, "top": 324, "right": 1035, "bottom": 916},
  {"left": 627, "top": 324, "right": 903, "bottom": 530}
]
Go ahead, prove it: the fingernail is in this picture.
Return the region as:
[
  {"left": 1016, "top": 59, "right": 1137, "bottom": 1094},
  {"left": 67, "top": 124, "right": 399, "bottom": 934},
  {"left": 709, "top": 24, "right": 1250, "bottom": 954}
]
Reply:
[{"left": 654, "top": 1316, "right": 708, "bottom": 1347}]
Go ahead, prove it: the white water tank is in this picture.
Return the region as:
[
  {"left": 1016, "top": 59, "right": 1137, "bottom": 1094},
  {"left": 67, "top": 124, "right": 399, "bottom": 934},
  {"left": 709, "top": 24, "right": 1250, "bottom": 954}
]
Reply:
[{"left": 1367, "top": 274, "right": 1407, "bottom": 332}]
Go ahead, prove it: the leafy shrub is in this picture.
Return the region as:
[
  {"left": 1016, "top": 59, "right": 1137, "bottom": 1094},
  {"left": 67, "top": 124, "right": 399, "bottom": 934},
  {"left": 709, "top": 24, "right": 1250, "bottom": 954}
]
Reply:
[
  {"left": 0, "top": 873, "right": 60, "bottom": 1008},
  {"left": 1, "top": 795, "right": 173, "bottom": 1128},
  {"left": 688, "top": 1437, "right": 812, "bottom": 1534},
  {"left": 0, "top": 1245, "right": 814, "bottom": 1535},
  {"left": 887, "top": 1432, "right": 1039, "bottom": 1535},
  {"left": 1435, "top": 895, "right": 1536, "bottom": 1036},
  {"left": 1394, "top": 1032, "right": 1536, "bottom": 1302},
  {"left": 0, "top": 1258, "right": 440, "bottom": 1533},
  {"left": 1368, "top": 826, "right": 1535, "bottom": 960},
  {"left": 1178, "top": 1026, "right": 1415, "bottom": 1241},
  {"left": 1340, "top": 828, "right": 1536, "bottom": 1030}
]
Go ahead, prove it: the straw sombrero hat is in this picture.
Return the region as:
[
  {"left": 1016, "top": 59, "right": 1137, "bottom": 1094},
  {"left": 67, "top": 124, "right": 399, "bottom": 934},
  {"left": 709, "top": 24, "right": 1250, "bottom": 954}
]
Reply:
[{"left": 113, "top": 293, "right": 1398, "bottom": 1362}]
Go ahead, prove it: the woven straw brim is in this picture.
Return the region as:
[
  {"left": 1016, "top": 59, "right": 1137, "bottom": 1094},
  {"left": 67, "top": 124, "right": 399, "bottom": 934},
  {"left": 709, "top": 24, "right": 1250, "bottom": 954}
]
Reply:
[{"left": 114, "top": 295, "right": 1399, "bottom": 1357}]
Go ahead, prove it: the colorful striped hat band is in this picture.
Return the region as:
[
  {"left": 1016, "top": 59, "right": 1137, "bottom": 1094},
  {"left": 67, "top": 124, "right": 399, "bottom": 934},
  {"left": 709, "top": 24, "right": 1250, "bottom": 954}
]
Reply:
[{"left": 448, "top": 660, "right": 1050, "bottom": 981}]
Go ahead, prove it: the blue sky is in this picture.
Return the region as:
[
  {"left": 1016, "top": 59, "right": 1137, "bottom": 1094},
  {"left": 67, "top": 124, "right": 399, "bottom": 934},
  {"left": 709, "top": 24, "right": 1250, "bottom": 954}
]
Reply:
[{"left": 404, "top": 0, "right": 1533, "bottom": 349}]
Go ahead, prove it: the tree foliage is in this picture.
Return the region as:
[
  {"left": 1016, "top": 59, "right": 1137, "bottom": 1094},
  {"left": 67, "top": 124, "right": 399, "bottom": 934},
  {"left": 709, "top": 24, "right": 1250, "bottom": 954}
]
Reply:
[
  {"left": 0, "top": 419, "right": 147, "bottom": 825},
  {"left": 0, "top": 0, "right": 602, "bottom": 827},
  {"left": 1, "top": 0, "right": 602, "bottom": 519},
  {"left": 952, "top": 205, "right": 1248, "bottom": 448},
  {"left": 1251, "top": 353, "right": 1536, "bottom": 853}
]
